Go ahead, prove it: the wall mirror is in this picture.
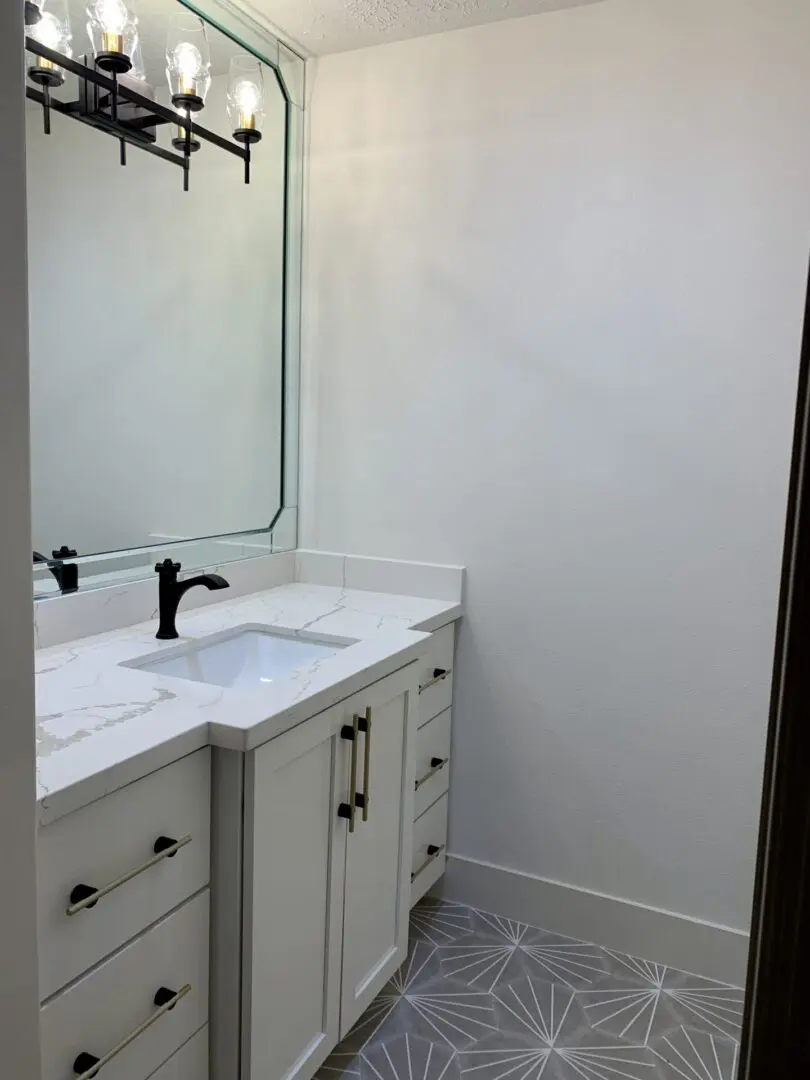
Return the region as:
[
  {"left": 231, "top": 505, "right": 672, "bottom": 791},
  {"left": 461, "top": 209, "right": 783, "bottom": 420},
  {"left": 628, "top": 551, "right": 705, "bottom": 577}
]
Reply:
[{"left": 25, "top": 0, "right": 304, "bottom": 597}]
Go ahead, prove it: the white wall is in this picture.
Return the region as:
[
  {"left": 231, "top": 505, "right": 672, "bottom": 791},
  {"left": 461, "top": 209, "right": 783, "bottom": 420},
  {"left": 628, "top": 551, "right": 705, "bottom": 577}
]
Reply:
[
  {"left": 27, "top": 74, "right": 286, "bottom": 557},
  {"left": 0, "top": 0, "right": 42, "bottom": 1068},
  {"left": 302, "top": 0, "right": 810, "bottom": 952}
]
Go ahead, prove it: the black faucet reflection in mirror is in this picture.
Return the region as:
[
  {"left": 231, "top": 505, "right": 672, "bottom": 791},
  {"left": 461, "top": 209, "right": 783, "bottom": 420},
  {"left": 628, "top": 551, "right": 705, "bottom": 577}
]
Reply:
[
  {"left": 33, "top": 547, "right": 78, "bottom": 594},
  {"left": 155, "top": 559, "right": 230, "bottom": 641},
  {"left": 23, "top": 38, "right": 250, "bottom": 193}
]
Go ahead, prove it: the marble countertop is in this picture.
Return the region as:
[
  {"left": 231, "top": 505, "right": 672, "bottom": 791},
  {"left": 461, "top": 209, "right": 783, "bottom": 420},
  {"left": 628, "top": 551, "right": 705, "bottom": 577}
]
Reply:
[{"left": 36, "top": 582, "right": 462, "bottom": 826}]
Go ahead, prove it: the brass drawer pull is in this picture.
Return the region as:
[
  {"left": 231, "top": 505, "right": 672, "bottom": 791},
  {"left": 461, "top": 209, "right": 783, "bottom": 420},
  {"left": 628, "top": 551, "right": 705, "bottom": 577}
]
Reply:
[
  {"left": 419, "top": 667, "right": 452, "bottom": 694},
  {"left": 415, "top": 757, "right": 449, "bottom": 790},
  {"left": 66, "top": 835, "right": 192, "bottom": 916},
  {"left": 338, "top": 715, "right": 360, "bottom": 832},
  {"left": 411, "top": 843, "right": 445, "bottom": 881},
  {"left": 358, "top": 707, "right": 372, "bottom": 822},
  {"left": 72, "top": 983, "right": 191, "bottom": 1078}
]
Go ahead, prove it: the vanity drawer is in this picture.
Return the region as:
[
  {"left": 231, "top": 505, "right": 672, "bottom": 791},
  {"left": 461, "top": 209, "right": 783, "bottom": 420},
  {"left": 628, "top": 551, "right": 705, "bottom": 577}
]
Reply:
[
  {"left": 414, "top": 708, "right": 452, "bottom": 820},
  {"left": 38, "top": 749, "right": 211, "bottom": 999},
  {"left": 411, "top": 794, "right": 448, "bottom": 906},
  {"left": 41, "top": 889, "right": 209, "bottom": 1080},
  {"left": 151, "top": 1026, "right": 208, "bottom": 1080},
  {"left": 418, "top": 623, "right": 455, "bottom": 727}
]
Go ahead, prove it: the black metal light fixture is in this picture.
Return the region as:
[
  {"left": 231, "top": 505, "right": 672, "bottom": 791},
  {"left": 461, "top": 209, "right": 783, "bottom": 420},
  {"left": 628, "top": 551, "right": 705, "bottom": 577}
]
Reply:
[
  {"left": 226, "top": 55, "right": 264, "bottom": 184},
  {"left": 23, "top": 5, "right": 256, "bottom": 193}
]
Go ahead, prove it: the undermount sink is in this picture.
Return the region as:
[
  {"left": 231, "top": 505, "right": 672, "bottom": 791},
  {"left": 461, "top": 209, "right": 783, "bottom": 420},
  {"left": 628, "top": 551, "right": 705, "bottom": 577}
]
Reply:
[{"left": 123, "top": 623, "right": 355, "bottom": 690}]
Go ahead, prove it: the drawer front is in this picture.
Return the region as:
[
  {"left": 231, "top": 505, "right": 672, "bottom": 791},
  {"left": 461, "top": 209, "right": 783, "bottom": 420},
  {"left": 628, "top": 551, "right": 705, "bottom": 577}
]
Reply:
[
  {"left": 41, "top": 890, "right": 209, "bottom": 1080},
  {"left": 411, "top": 794, "right": 448, "bottom": 907},
  {"left": 38, "top": 749, "right": 211, "bottom": 999},
  {"left": 151, "top": 1026, "right": 208, "bottom": 1080},
  {"left": 417, "top": 623, "right": 455, "bottom": 727},
  {"left": 414, "top": 708, "right": 452, "bottom": 820}
]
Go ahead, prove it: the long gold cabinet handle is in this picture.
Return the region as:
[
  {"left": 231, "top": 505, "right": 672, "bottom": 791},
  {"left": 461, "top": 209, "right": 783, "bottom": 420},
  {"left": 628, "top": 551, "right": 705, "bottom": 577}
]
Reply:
[
  {"left": 357, "top": 707, "right": 372, "bottom": 822},
  {"left": 415, "top": 757, "right": 449, "bottom": 790},
  {"left": 419, "top": 667, "right": 452, "bottom": 694},
  {"left": 72, "top": 984, "right": 191, "bottom": 1079},
  {"left": 66, "top": 835, "right": 192, "bottom": 916},
  {"left": 411, "top": 844, "right": 446, "bottom": 881},
  {"left": 338, "top": 715, "right": 361, "bottom": 832}
]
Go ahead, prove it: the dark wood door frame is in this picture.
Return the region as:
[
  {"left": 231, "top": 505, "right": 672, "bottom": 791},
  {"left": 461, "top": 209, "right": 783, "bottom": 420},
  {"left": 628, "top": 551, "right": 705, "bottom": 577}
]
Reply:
[{"left": 740, "top": 255, "right": 810, "bottom": 1074}]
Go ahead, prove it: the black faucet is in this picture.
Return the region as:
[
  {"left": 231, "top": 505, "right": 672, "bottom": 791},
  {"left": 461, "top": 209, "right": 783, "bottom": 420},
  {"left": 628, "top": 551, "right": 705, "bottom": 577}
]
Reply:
[
  {"left": 33, "top": 547, "right": 79, "bottom": 594},
  {"left": 155, "top": 559, "right": 230, "bottom": 640}
]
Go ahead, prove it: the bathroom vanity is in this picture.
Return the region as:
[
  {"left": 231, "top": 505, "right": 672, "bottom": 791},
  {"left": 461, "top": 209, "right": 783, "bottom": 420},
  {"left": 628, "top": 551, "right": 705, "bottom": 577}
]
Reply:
[{"left": 34, "top": 563, "right": 461, "bottom": 1080}]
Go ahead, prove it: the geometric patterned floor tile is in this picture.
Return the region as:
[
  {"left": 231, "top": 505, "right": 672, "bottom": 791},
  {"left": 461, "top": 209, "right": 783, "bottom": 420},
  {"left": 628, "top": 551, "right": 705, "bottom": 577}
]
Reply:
[
  {"left": 316, "top": 1051, "right": 363, "bottom": 1080},
  {"left": 411, "top": 899, "right": 475, "bottom": 947},
  {"left": 440, "top": 911, "right": 608, "bottom": 993},
  {"left": 583, "top": 952, "right": 745, "bottom": 1043},
  {"left": 326, "top": 898, "right": 746, "bottom": 1080},
  {"left": 492, "top": 976, "right": 587, "bottom": 1045},
  {"left": 458, "top": 1028, "right": 660, "bottom": 1080},
  {"left": 362, "top": 1033, "right": 459, "bottom": 1080},
  {"left": 403, "top": 976, "right": 500, "bottom": 1049},
  {"left": 521, "top": 934, "right": 610, "bottom": 991},
  {"left": 651, "top": 1025, "right": 740, "bottom": 1080}
]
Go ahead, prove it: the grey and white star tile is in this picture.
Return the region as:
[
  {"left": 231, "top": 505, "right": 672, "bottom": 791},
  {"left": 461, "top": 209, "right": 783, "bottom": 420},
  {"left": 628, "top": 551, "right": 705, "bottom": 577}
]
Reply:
[
  {"left": 402, "top": 975, "right": 500, "bottom": 1050},
  {"left": 492, "top": 976, "right": 588, "bottom": 1046},
  {"left": 340, "top": 940, "right": 441, "bottom": 1053},
  {"left": 439, "top": 910, "right": 608, "bottom": 994},
  {"left": 651, "top": 1025, "right": 739, "bottom": 1080},
  {"left": 411, "top": 899, "right": 474, "bottom": 947},
  {"left": 458, "top": 1026, "right": 660, "bottom": 1080},
  {"left": 582, "top": 951, "right": 745, "bottom": 1044},
  {"left": 316, "top": 1051, "right": 363, "bottom": 1080},
  {"left": 361, "top": 1033, "right": 460, "bottom": 1080},
  {"left": 520, "top": 932, "right": 610, "bottom": 991}
]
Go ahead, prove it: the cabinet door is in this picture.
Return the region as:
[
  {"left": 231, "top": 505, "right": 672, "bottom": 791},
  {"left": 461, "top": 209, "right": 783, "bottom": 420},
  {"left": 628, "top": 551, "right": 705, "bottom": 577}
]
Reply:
[
  {"left": 340, "top": 664, "right": 418, "bottom": 1037},
  {"left": 243, "top": 708, "right": 349, "bottom": 1080}
]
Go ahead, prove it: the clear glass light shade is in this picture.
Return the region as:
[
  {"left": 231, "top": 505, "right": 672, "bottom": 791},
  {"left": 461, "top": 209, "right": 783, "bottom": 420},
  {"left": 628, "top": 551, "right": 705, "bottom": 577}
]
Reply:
[
  {"left": 166, "top": 13, "right": 211, "bottom": 109},
  {"left": 226, "top": 55, "right": 264, "bottom": 140},
  {"left": 86, "top": 0, "right": 138, "bottom": 69},
  {"left": 28, "top": 0, "right": 72, "bottom": 84}
]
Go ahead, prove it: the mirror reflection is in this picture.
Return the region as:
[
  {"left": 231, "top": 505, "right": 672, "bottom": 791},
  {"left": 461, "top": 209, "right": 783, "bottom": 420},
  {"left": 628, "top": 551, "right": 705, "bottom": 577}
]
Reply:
[{"left": 26, "top": 0, "right": 287, "bottom": 571}]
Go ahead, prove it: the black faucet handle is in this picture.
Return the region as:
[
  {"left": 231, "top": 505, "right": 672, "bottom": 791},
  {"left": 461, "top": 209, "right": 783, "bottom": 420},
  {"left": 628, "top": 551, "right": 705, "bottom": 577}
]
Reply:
[
  {"left": 52, "top": 546, "right": 78, "bottom": 560},
  {"left": 155, "top": 558, "right": 182, "bottom": 577}
]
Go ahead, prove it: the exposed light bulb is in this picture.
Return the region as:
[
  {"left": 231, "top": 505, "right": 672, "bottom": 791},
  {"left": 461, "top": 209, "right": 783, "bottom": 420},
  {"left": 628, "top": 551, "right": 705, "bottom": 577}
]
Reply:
[
  {"left": 234, "top": 78, "right": 260, "bottom": 127},
  {"left": 172, "top": 42, "right": 202, "bottom": 94},
  {"left": 86, "top": 0, "right": 135, "bottom": 69},
  {"left": 92, "top": 0, "right": 128, "bottom": 35},
  {"left": 32, "top": 11, "right": 61, "bottom": 48}
]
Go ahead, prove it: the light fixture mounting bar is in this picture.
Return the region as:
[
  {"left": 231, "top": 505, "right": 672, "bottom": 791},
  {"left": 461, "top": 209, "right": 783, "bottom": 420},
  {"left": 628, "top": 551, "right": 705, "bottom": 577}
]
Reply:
[{"left": 25, "top": 36, "right": 249, "bottom": 165}]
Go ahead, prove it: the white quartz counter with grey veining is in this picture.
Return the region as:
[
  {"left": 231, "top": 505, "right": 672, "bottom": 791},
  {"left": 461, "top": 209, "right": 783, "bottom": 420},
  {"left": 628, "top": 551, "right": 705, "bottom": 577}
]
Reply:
[{"left": 36, "top": 582, "right": 462, "bottom": 826}]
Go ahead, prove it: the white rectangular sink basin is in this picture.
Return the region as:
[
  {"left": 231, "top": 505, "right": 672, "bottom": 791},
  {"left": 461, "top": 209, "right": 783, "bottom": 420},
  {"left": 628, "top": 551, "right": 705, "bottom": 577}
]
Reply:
[{"left": 123, "top": 624, "right": 355, "bottom": 690}]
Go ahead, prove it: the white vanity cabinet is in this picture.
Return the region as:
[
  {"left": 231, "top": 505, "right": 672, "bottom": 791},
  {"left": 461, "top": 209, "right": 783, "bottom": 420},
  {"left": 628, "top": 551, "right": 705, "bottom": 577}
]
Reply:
[
  {"left": 36, "top": 750, "right": 212, "bottom": 1080},
  {"left": 240, "top": 663, "right": 418, "bottom": 1080}
]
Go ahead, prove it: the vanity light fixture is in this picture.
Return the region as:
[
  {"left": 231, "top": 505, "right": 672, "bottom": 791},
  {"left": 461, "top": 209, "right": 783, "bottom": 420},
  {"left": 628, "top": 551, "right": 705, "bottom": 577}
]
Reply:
[
  {"left": 227, "top": 55, "right": 264, "bottom": 183},
  {"left": 24, "top": 5, "right": 252, "bottom": 192},
  {"left": 166, "top": 13, "right": 211, "bottom": 113},
  {"left": 86, "top": 0, "right": 137, "bottom": 73}
]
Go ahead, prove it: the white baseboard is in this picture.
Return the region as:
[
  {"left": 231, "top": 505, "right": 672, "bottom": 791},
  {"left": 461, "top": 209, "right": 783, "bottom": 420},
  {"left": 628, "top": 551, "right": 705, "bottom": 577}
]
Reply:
[{"left": 437, "top": 853, "right": 750, "bottom": 987}]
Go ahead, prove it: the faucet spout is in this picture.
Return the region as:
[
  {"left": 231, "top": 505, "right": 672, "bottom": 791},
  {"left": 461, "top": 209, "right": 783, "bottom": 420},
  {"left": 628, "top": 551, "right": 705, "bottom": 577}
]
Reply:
[{"left": 154, "top": 560, "right": 230, "bottom": 640}]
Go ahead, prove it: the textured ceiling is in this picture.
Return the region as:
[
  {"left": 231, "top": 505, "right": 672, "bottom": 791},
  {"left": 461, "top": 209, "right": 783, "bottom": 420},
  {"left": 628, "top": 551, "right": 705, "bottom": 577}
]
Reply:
[{"left": 239, "top": 0, "right": 609, "bottom": 56}]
